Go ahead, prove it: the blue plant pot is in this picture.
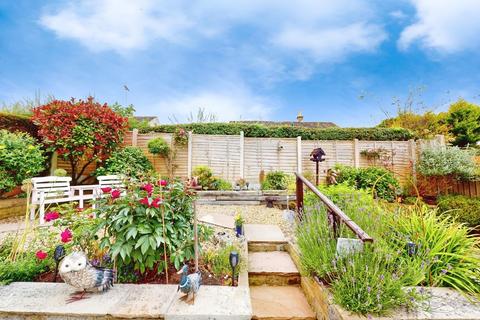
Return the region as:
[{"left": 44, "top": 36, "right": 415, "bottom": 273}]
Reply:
[{"left": 235, "top": 224, "right": 243, "bottom": 237}]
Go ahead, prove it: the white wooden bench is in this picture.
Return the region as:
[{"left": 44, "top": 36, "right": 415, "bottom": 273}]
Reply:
[
  {"left": 30, "top": 176, "right": 95, "bottom": 224},
  {"left": 93, "top": 175, "right": 126, "bottom": 198}
]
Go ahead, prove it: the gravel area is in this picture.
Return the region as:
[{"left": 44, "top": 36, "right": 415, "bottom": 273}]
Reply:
[{"left": 197, "top": 204, "right": 296, "bottom": 243}]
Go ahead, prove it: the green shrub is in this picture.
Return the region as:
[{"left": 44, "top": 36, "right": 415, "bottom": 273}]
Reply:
[
  {"left": 53, "top": 168, "right": 67, "bottom": 177},
  {"left": 0, "top": 256, "right": 51, "bottom": 285},
  {"left": 334, "top": 165, "right": 400, "bottom": 202},
  {"left": 387, "top": 205, "right": 480, "bottom": 294},
  {"left": 437, "top": 195, "right": 480, "bottom": 228},
  {"left": 192, "top": 165, "right": 231, "bottom": 190},
  {"left": 95, "top": 147, "right": 153, "bottom": 179},
  {"left": 417, "top": 146, "right": 477, "bottom": 179},
  {"left": 212, "top": 178, "right": 232, "bottom": 191},
  {"left": 147, "top": 137, "right": 170, "bottom": 157},
  {"left": 140, "top": 123, "right": 414, "bottom": 141},
  {"left": 262, "top": 171, "right": 288, "bottom": 190},
  {"left": 0, "top": 130, "right": 45, "bottom": 193},
  {"left": 203, "top": 244, "right": 245, "bottom": 279},
  {"left": 96, "top": 180, "right": 212, "bottom": 273}
]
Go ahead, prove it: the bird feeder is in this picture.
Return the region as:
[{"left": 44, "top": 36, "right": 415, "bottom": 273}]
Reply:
[{"left": 310, "top": 148, "right": 326, "bottom": 185}]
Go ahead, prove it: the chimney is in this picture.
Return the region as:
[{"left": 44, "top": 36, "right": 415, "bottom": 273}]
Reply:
[{"left": 297, "top": 112, "right": 304, "bottom": 123}]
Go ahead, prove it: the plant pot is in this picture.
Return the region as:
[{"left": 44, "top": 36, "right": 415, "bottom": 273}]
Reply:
[{"left": 235, "top": 224, "right": 243, "bottom": 237}]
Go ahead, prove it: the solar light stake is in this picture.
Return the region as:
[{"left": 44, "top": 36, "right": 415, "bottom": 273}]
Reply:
[{"left": 229, "top": 251, "right": 239, "bottom": 286}]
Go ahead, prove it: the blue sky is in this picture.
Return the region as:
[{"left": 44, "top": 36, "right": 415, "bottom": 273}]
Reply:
[{"left": 1, "top": 0, "right": 480, "bottom": 126}]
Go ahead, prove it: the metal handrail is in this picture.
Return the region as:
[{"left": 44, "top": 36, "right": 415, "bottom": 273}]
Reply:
[{"left": 295, "top": 173, "right": 374, "bottom": 243}]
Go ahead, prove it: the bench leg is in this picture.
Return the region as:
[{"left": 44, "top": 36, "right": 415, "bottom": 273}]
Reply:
[
  {"left": 30, "top": 205, "right": 35, "bottom": 221},
  {"left": 39, "top": 204, "right": 45, "bottom": 225}
]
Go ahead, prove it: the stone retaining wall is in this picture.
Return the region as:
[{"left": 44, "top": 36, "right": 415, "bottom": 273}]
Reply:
[{"left": 0, "top": 198, "right": 27, "bottom": 220}]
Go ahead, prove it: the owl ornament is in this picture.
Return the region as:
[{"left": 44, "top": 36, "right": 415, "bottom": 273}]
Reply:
[{"left": 59, "top": 251, "right": 115, "bottom": 303}]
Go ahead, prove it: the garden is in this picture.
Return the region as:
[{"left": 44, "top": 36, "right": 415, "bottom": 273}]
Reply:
[{"left": 0, "top": 96, "right": 479, "bottom": 318}]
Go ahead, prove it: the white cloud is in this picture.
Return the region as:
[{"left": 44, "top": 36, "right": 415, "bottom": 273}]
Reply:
[
  {"left": 40, "top": 0, "right": 192, "bottom": 52},
  {"left": 153, "top": 85, "right": 274, "bottom": 122},
  {"left": 389, "top": 10, "right": 407, "bottom": 20},
  {"left": 273, "top": 23, "right": 386, "bottom": 63},
  {"left": 40, "top": 0, "right": 386, "bottom": 62},
  {"left": 399, "top": 0, "right": 480, "bottom": 52}
]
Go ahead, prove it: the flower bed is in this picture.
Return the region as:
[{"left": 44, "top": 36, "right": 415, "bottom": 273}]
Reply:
[{"left": 0, "top": 178, "right": 244, "bottom": 287}]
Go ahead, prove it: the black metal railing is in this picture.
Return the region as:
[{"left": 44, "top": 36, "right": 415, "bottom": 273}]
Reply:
[{"left": 295, "top": 173, "right": 373, "bottom": 243}]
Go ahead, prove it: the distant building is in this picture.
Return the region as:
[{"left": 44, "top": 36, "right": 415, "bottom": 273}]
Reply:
[
  {"left": 231, "top": 112, "right": 337, "bottom": 128},
  {"left": 134, "top": 116, "right": 159, "bottom": 127}
]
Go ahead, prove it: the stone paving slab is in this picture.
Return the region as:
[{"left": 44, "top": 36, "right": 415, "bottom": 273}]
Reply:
[
  {"left": 244, "top": 224, "right": 286, "bottom": 244},
  {"left": 250, "top": 286, "right": 315, "bottom": 320},
  {"left": 248, "top": 251, "right": 298, "bottom": 274},
  {"left": 0, "top": 282, "right": 251, "bottom": 319},
  {"left": 198, "top": 212, "right": 234, "bottom": 229},
  {"left": 166, "top": 286, "right": 251, "bottom": 320}
]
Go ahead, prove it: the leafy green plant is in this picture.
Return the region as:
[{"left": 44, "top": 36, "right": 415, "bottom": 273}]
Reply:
[
  {"left": 147, "top": 137, "right": 170, "bottom": 157},
  {"left": 192, "top": 165, "right": 231, "bottom": 190},
  {"left": 203, "top": 244, "right": 244, "bottom": 279},
  {"left": 417, "top": 146, "right": 477, "bottom": 179},
  {"left": 0, "top": 130, "right": 45, "bottom": 193},
  {"left": 0, "top": 256, "right": 51, "bottom": 285},
  {"left": 95, "top": 147, "right": 153, "bottom": 179},
  {"left": 96, "top": 180, "right": 212, "bottom": 274},
  {"left": 334, "top": 165, "right": 400, "bottom": 202},
  {"left": 53, "top": 168, "right": 67, "bottom": 177},
  {"left": 446, "top": 99, "right": 480, "bottom": 147},
  {"left": 387, "top": 205, "right": 480, "bottom": 295},
  {"left": 262, "top": 171, "right": 289, "bottom": 190},
  {"left": 211, "top": 178, "right": 232, "bottom": 190},
  {"left": 437, "top": 195, "right": 480, "bottom": 229},
  {"left": 140, "top": 123, "right": 414, "bottom": 141}
]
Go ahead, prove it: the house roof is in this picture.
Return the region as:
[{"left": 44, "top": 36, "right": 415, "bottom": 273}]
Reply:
[
  {"left": 230, "top": 120, "right": 338, "bottom": 128},
  {"left": 134, "top": 116, "right": 158, "bottom": 122}
]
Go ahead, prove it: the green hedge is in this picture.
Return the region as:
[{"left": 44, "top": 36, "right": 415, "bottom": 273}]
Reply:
[
  {"left": 140, "top": 123, "right": 414, "bottom": 141},
  {"left": 437, "top": 195, "right": 480, "bottom": 228},
  {"left": 0, "top": 113, "right": 38, "bottom": 139}
]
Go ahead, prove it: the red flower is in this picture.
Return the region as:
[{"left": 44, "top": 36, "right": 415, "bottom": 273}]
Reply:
[
  {"left": 159, "top": 180, "right": 167, "bottom": 187},
  {"left": 36, "top": 250, "right": 48, "bottom": 260},
  {"left": 61, "top": 229, "right": 73, "bottom": 243},
  {"left": 139, "top": 197, "right": 150, "bottom": 206},
  {"left": 151, "top": 197, "right": 163, "bottom": 208},
  {"left": 142, "top": 183, "right": 154, "bottom": 195},
  {"left": 44, "top": 211, "right": 60, "bottom": 222},
  {"left": 101, "top": 187, "right": 112, "bottom": 193},
  {"left": 88, "top": 214, "right": 94, "bottom": 219},
  {"left": 111, "top": 189, "right": 121, "bottom": 199}
]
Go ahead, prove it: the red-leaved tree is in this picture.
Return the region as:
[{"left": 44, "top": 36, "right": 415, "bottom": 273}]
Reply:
[{"left": 32, "top": 97, "right": 128, "bottom": 184}]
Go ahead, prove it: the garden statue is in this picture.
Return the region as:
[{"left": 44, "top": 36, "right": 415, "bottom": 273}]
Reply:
[
  {"left": 177, "top": 264, "right": 202, "bottom": 304},
  {"left": 59, "top": 251, "right": 115, "bottom": 303}
]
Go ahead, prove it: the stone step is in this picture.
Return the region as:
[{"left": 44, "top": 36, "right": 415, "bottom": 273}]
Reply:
[
  {"left": 245, "top": 224, "right": 288, "bottom": 252},
  {"left": 248, "top": 251, "right": 300, "bottom": 286},
  {"left": 250, "top": 286, "right": 315, "bottom": 320}
]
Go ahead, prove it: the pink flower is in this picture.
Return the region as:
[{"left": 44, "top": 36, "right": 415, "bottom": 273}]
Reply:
[
  {"left": 159, "top": 179, "right": 167, "bottom": 187},
  {"left": 111, "top": 189, "right": 121, "bottom": 199},
  {"left": 44, "top": 211, "right": 60, "bottom": 222},
  {"left": 61, "top": 229, "right": 73, "bottom": 243},
  {"left": 101, "top": 187, "right": 112, "bottom": 193},
  {"left": 36, "top": 250, "right": 47, "bottom": 260},
  {"left": 142, "top": 183, "right": 154, "bottom": 195},
  {"left": 139, "top": 197, "right": 150, "bottom": 206},
  {"left": 151, "top": 197, "right": 162, "bottom": 208}
]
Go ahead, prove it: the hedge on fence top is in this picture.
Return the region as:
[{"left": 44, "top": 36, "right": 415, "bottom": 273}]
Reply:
[
  {"left": 0, "top": 112, "right": 38, "bottom": 139},
  {"left": 140, "top": 123, "right": 415, "bottom": 141}
]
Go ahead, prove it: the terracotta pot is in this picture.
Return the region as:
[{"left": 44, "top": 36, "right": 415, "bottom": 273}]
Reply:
[{"left": 0, "top": 186, "right": 23, "bottom": 199}]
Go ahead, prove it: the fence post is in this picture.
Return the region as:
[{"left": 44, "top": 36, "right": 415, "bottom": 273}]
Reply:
[
  {"left": 239, "top": 131, "right": 244, "bottom": 179},
  {"left": 131, "top": 129, "right": 138, "bottom": 147},
  {"left": 296, "top": 175, "right": 304, "bottom": 220},
  {"left": 409, "top": 139, "right": 417, "bottom": 185},
  {"left": 187, "top": 131, "right": 193, "bottom": 179},
  {"left": 353, "top": 138, "right": 360, "bottom": 168},
  {"left": 296, "top": 136, "right": 302, "bottom": 173}
]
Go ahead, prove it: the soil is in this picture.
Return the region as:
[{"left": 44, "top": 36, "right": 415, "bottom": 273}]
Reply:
[{"left": 36, "top": 260, "right": 236, "bottom": 286}]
